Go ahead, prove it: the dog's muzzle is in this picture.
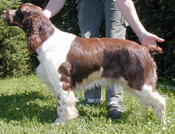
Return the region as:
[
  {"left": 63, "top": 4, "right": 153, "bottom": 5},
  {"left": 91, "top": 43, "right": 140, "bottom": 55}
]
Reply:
[{"left": 3, "top": 9, "right": 16, "bottom": 24}]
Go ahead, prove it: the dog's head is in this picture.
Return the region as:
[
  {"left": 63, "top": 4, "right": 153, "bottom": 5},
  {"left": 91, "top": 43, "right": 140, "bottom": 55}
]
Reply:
[
  {"left": 4, "top": 3, "right": 43, "bottom": 27},
  {"left": 4, "top": 3, "right": 54, "bottom": 52}
]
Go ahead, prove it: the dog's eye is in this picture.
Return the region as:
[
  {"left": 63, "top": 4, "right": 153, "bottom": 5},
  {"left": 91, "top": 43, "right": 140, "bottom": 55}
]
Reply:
[
  {"left": 39, "top": 27, "right": 42, "bottom": 31},
  {"left": 13, "top": 10, "right": 23, "bottom": 22}
]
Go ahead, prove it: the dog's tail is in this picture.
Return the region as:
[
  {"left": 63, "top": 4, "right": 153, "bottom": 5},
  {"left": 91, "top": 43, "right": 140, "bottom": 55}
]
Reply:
[{"left": 144, "top": 45, "right": 163, "bottom": 55}]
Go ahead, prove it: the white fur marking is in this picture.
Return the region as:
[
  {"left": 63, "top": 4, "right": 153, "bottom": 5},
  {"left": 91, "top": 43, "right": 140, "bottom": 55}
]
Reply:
[
  {"left": 55, "top": 90, "right": 78, "bottom": 124},
  {"left": 136, "top": 84, "right": 166, "bottom": 123},
  {"left": 74, "top": 67, "right": 106, "bottom": 91},
  {"left": 36, "top": 27, "right": 76, "bottom": 97}
]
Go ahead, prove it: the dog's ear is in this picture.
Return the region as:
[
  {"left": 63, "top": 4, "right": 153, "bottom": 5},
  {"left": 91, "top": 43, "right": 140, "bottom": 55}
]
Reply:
[
  {"left": 23, "top": 14, "right": 54, "bottom": 52},
  {"left": 144, "top": 45, "right": 163, "bottom": 55},
  {"left": 24, "top": 16, "right": 42, "bottom": 52},
  {"left": 27, "top": 34, "right": 41, "bottom": 53}
]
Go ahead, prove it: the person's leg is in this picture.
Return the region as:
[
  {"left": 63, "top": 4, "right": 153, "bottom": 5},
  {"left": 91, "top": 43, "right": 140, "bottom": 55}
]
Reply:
[
  {"left": 104, "top": 0, "right": 127, "bottom": 118},
  {"left": 77, "top": 0, "right": 104, "bottom": 38},
  {"left": 77, "top": 0, "right": 104, "bottom": 103},
  {"left": 106, "top": 85, "right": 124, "bottom": 118},
  {"left": 104, "top": 0, "right": 127, "bottom": 39}
]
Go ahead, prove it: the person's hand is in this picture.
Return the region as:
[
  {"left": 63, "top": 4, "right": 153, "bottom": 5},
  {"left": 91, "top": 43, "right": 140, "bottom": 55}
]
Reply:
[
  {"left": 43, "top": 10, "right": 51, "bottom": 18},
  {"left": 139, "top": 32, "right": 165, "bottom": 45}
]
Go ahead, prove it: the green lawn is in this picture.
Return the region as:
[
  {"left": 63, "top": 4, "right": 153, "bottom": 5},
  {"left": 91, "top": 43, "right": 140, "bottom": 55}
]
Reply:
[{"left": 0, "top": 75, "right": 175, "bottom": 134}]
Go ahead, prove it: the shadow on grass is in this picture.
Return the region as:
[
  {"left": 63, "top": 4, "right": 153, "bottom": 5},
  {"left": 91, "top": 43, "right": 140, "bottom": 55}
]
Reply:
[
  {"left": 77, "top": 102, "right": 130, "bottom": 123},
  {"left": 78, "top": 101, "right": 106, "bottom": 117},
  {"left": 0, "top": 91, "right": 148, "bottom": 124},
  {"left": 0, "top": 91, "right": 56, "bottom": 123}
]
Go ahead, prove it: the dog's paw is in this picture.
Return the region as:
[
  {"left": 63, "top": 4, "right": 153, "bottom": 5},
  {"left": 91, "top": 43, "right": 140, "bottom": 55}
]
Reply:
[{"left": 54, "top": 118, "right": 65, "bottom": 124}]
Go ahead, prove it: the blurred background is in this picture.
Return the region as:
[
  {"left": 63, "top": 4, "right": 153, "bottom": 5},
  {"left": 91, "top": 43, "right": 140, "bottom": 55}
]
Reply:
[{"left": 0, "top": 0, "right": 174, "bottom": 85}]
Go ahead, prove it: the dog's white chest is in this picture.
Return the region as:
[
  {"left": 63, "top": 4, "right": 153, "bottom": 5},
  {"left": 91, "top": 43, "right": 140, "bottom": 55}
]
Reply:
[
  {"left": 37, "top": 28, "right": 76, "bottom": 64},
  {"left": 36, "top": 28, "right": 76, "bottom": 96}
]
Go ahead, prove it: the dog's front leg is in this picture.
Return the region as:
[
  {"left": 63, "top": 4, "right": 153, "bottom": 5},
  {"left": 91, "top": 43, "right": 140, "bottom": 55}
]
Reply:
[
  {"left": 54, "top": 62, "right": 79, "bottom": 123},
  {"left": 55, "top": 80, "right": 79, "bottom": 124}
]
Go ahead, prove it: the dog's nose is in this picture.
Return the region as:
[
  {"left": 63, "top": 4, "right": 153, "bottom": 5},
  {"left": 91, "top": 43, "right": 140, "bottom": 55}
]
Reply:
[
  {"left": 3, "top": 10, "right": 7, "bottom": 17},
  {"left": 3, "top": 10, "right": 10, "bottom": 15}
]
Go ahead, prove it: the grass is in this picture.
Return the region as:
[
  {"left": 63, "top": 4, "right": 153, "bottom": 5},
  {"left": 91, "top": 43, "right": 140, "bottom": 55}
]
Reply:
[{"left": 0, "top": 74, "right": 175, "bottom": 134}]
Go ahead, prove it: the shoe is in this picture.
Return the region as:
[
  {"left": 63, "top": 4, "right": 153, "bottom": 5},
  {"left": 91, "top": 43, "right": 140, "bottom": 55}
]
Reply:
[
  {"left": 107, "top": 105, "right": 123, "bottom": 119},
  {"left": 80, "top": 98, "right": 101, "bottom": 105}
]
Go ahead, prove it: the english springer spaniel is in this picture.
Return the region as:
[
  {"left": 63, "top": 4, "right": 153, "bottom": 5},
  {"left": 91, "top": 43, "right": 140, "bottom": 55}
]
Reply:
[{"left": 4, "top": 3, "right": 166, "bottom": 124}]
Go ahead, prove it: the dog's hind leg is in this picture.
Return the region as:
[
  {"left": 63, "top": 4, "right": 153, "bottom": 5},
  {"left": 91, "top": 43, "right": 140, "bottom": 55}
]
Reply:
[{"left": 135, "top": 84, "right": 166, "bottom": 124}]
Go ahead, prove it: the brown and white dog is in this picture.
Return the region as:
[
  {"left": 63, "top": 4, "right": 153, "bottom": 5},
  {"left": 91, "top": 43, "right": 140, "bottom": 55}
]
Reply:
[{"left": 4, "top": 3, "right": 166, "bottom": 124}]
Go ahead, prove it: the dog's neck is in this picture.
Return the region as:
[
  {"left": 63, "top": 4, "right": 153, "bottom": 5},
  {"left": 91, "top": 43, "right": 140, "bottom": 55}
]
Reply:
[
  {"left": 36, "top": 27, "right": 77, "bottom": 62},
  {"left": 23, "top": 15, "right": 55, "bottom": 52},
  {"left": 36, "top": 26, "right": 57, "bottom": 55}
]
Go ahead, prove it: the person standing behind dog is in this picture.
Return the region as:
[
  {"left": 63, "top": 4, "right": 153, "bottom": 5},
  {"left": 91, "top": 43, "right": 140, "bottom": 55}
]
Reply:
[
  {"left": 43, "top": 0, "right": 165, "bottom": 119},
  {"left": 77, "top": 0, "right": 127, "bottom": 119}
]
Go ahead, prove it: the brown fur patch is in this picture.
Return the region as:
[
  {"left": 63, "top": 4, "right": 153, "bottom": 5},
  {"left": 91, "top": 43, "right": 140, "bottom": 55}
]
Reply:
[
  {"left": 58, "top": 62, "right": 72, "bottom": 91},
  {"left": 66, "top": 37, "right": 158, "bottom": 90}
]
